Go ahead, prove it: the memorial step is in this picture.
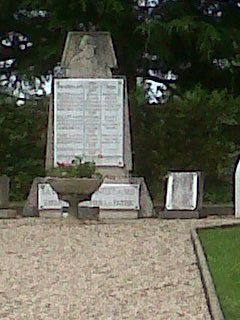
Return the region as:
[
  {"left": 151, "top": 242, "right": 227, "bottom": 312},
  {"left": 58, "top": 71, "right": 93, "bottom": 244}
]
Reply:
[{"left": 0, "top": 209, "right": 17, "bottom": 219}]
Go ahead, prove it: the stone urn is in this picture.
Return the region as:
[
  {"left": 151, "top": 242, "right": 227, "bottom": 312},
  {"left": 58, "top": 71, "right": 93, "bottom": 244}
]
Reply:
[{"left": 47, "top": 177, "right": 102, "bottom": 217}]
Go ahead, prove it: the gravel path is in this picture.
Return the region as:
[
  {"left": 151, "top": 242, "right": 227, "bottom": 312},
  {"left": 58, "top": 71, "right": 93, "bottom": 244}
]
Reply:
[{"left": 0, "top": 216, "right": 237, "bottom": 319}]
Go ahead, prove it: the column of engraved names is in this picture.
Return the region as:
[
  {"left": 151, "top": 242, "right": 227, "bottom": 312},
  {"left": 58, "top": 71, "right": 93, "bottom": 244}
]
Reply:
[
  {"left": 83, "top": 81, "right": 101, "bottom": 160},
  {"left": 55, "top": 81, "right": 85, "bottom": 163},
  {"left": 101, "top": 80, "right": 123, "bottom": 165}
]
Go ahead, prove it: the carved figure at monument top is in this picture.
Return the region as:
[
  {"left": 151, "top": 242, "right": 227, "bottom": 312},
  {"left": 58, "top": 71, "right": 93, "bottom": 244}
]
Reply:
[{"left": 67, "top": 35, "right": 111, "bottom": 78}]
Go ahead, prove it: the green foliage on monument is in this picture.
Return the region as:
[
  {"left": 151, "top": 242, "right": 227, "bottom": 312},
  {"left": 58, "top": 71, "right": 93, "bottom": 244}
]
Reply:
[{"left": 46, "top": 156, "right": 98, "bottom": 179}]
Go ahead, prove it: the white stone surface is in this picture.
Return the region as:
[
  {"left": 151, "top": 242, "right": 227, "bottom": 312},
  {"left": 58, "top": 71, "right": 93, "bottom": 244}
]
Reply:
[
  {"left": 38, "top": 183, "right": 62, "bottom": 210},
  {"left": 38, "top": 184, "right": 70, "bottom": 212},
  {"left": 54, "top": 78, "right": 124, "bottom": 167},
  {"left": 59, "top": 200, "right": 69, "bottom": 208},
  {"left": 235, "top": 160, "right": 240, "bottom": 217},
  {"left": 79, "top": 183, "right": 140, "bottom": 210},
  {"left": 166, "top": 172, "right": 198, "bottom": 210}
]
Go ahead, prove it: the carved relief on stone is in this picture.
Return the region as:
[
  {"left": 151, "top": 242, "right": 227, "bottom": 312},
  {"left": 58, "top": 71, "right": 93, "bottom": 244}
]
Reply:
[{"left": 66, "top": 35, "right": 111, "bottom": 78}]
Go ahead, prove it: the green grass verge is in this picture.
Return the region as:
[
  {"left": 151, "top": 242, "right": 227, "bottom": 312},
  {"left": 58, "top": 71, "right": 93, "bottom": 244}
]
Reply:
[{"left": 198, "top": 226, "right": 240, "bottom": 320}]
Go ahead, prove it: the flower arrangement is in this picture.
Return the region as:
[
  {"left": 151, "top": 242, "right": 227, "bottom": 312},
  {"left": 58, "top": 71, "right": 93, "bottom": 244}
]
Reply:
[{"left": 47, "top": 156, "right": 101, "bottom": 178}]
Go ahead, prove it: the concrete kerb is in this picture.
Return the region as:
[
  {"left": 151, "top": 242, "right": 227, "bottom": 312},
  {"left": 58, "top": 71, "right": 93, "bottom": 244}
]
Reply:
[{"left": 191, "top": 227, "right": 225, "bottom": 320}]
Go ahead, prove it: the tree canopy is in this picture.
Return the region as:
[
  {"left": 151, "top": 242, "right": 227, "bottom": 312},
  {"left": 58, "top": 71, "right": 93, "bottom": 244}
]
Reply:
[
  {"left": 1, "top": 0, "right": 240, "bottom": 94},
  {"left": 1, "top": 0, "right": 240, "bottom": 202}
]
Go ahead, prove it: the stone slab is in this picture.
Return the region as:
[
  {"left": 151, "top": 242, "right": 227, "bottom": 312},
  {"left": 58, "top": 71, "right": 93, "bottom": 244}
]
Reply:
[
  {"left": 161, "top": 210, "right": 200, "bottom": 219},
  {"left": 130, "top": 177, "right": 155, "bottom": 218},
  {"left": 54, "top": 78, "right": 124, "bottom": 167},
  {"left": 0, "top": 175, "right": 9, "bottom": 209},
  {"left": 164, "top": 171, "right": 204, "bottom": 219},
  {"left": 99, "top": 210, "right": 138, "bottom": 220},
  {"left": 38, "top": 183, "right": 62, "bottom": 210},
  {"left": 103, "top": 177, "right": 155, "bottom": 218},
  {"left": 166, "top": 172, "right": 198, "bottom": 210},
  {"left": 23, "top": 177, "right": 48, "bottom": 217},
  {"left": 78, "top": 176, "right": 154, "bottom": 218},
  {"left": 39, "top": 210, "right": 62, "bottom": 218},
  {"left": 77, "top": 207, "right": 99, "bottom": 220},
  {"left": 23, "top": 177, "right": 65, "bottom": 217},
  {"left": 0, "top": 209, "right": 17, "bottom": 219},
  {"left": 79, "top": 182, "right": 140, "bottom": 210}
]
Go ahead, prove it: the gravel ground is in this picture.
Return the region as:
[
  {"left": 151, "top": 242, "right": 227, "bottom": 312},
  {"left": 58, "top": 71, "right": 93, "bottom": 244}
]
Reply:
[{"left": 0, "top": 216, "right": 237, "bottom": 320}]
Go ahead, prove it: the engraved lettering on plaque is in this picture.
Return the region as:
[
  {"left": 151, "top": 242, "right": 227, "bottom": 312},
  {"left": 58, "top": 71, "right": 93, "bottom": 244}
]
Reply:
[
  {"left": 54, "top": 78, "right": 124, "bottom": 167},
  {"left": 166, "top": 172, "right": 198, "bottom": 210},
  {"left": 79, "top": 183, "right": 140, "bottom": 210}
]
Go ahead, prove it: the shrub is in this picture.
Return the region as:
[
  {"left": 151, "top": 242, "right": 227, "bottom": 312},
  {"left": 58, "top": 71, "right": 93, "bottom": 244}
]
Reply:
[
  {"left": 131, "top": 85, "right": 240, "bottom": 203},
  {"left": 0, "top": 97, "right": 47, "bottom": 200}
]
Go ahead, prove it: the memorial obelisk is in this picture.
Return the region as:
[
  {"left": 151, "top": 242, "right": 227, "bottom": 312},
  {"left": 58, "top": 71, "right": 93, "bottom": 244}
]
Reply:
[
  {"left": 46, "top": 32, "right": 132, "bottom": 178},
  {"left": 45, "top": 31, "right": 155, "bottom": 218}
]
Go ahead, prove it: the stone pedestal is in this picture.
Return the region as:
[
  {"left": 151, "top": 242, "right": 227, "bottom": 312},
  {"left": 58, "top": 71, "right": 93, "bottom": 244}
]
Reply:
[
  {"left": 44, "top": 31, "right": 155, "bottom": 219},
  {"left": 0, "top": 175, "right": 9, "bottom": 209},
  {"left": 0, "top": 209, "right": 17, "bottom": 219},
  {"left": 77, "top": 207, "right": 99, "bottom": 220}
]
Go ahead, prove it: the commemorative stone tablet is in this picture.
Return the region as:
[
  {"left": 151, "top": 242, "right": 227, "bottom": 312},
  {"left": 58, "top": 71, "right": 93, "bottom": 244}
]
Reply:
[
  {"left": 54, "top": 78, "right": 124, "bottom": 167},
  {"left": 79, "top": 183, "right": 140, "bottom": 210},
  {"left": 38, "top": 183, "right": 62, "bottom": 210},
  {"left": 166, "top": 172, "right": 198, "bottom": 210}
]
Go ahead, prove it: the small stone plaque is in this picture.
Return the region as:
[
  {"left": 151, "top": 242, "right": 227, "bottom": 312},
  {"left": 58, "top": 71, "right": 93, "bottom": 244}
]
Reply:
[
  {"left": 54, "top": 78, "right": 124, "bottom": 167},
  {"left": 38, "top": 183, "right": 62, "bottom": 210},
  {"left": 79, "top": 183, "right": 140, "bottom": 210},
  {"left": 166, "top": 172, "right": 198, "bottom": 210}
]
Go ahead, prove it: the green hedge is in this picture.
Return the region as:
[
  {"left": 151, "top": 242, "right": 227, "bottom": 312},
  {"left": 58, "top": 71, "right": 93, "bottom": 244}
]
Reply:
[
  {"left": 0, "top": 97, "right": 47, "bottom": 201},
  {"left": 1, "top": 85, "right": 239, "bottom": 204},
  {"left": 131, "top": 86, "right": 240, "bottom": 204}
]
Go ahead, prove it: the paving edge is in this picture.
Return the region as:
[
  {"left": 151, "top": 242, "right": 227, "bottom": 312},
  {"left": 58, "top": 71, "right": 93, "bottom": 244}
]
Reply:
[{"left": 191, "top": 228, "right": 225, "bottom": 320}]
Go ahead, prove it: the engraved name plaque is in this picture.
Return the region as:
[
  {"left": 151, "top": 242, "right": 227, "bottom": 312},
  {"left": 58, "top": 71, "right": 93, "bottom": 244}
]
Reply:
[
  {"left": 38, "top": 183, "right": 69, "bottom": 210},
  {"left": 79, "top": 183, "right": 140, "bottom": 210},
  {"left": 38, "top": 183, "right": 62, "bottom": 210},
  {"left": 166, "top": 172, "right": 198, "bottom": 210},
  {"left": 54, "top": 78, "right": 124, "bottom": 167}
]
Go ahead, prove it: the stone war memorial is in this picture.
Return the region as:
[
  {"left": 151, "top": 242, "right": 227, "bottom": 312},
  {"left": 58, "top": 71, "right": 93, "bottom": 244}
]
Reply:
[{"left": 23, "top": 32, "right": 155, "bottom": 219}]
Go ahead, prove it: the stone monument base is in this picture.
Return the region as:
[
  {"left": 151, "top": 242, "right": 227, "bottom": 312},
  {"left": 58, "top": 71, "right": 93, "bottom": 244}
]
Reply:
[
  {"left": 78, "top": 176, "right": 155, "bottom": 219},
  {"left": 161, "top": 210, "right": 206, "bottom": 219},
  {"left": 77, "top": 207, "right": 99, "bottom": 220},
  {"left": 39, "top": 209, "right": 62, "bottom": 218},
  {"left": 100, "top": 209, "right": 139, "bottom": 220},
  {"left": 0, "top": 209, "right": 17, "bottom": 219},
  {"left": 107, "top": 177, "right": 155, "bottom": 218}
]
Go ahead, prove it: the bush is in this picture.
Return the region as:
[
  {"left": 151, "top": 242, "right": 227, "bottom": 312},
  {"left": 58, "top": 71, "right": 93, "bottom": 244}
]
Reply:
[
  {"left": 0, "top": 97, "right": 47, "bottom": 200},
  {"left": 131, "top": 86, "right": 240, "bottom": 203}
]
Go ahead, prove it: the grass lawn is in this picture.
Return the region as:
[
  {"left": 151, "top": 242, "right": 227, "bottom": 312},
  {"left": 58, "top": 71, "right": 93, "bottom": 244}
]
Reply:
[{"left": 198, "top": 226, "right": 240, "bottom": 320}]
